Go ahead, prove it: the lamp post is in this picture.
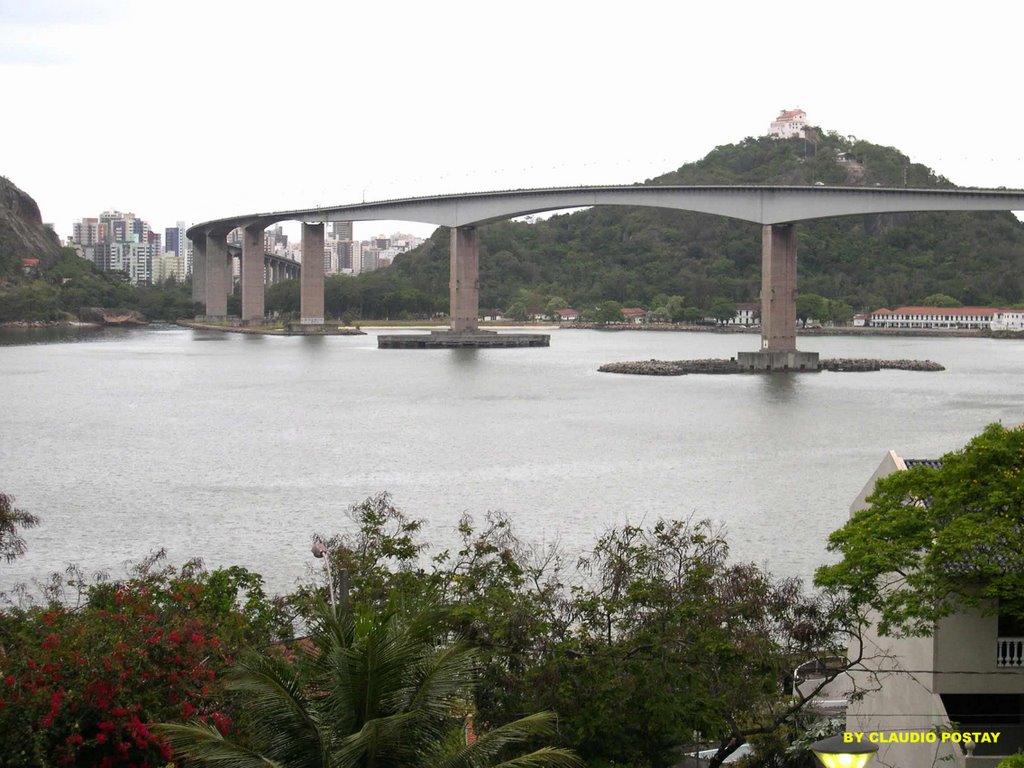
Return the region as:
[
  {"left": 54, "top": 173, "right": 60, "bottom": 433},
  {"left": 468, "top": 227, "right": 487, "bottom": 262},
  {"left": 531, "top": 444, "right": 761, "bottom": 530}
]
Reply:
[
  {"left": 810, "top": 734, "right": 878, "bottom": 768},
  {"left": 311, "top": 538, "right": 337, "bottom": 615}
]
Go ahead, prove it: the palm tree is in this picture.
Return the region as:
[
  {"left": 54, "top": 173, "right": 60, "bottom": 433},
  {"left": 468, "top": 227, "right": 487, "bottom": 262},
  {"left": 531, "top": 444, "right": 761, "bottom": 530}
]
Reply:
[{"left": 156, "top": 602, "right": 580, "bottom": 768}]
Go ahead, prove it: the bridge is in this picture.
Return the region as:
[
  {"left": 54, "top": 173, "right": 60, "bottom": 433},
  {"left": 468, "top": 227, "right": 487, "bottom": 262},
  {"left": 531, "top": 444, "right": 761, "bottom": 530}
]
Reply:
[
  {"left": 222, "top": 244, "right": 300, "bottom": 286},
  {"left": 187, "top": 185, "right": 1024, "bottom": 368}
]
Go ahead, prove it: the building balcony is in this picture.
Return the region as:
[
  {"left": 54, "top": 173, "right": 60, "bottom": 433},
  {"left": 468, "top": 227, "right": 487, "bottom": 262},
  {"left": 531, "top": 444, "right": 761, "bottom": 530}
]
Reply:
[{"left": 996, "top": 636, "right": 1024, "bottom": 667}]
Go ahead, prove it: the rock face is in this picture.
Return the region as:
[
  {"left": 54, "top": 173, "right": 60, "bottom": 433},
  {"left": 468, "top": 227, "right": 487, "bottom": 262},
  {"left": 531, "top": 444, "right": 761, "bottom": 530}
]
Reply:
[
  {"left": 78, "top": 307, "right": 148, "bottom": 326},
  {"left": 0, "top": 176, "right": 62, "bottom": 276}
]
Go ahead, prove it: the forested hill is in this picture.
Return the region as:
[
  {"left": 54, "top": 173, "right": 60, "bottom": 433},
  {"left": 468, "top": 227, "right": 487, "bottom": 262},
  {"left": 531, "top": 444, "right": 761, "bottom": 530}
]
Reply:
[{"left": 391, "top": 128, "right": 1024, "bottom": 312}]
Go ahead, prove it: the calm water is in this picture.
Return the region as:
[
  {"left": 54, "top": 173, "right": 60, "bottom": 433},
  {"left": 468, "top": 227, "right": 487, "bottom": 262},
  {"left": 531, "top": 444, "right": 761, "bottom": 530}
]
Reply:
[{"left": 2, "top": 326, "right": 1022, "bottom": 597}]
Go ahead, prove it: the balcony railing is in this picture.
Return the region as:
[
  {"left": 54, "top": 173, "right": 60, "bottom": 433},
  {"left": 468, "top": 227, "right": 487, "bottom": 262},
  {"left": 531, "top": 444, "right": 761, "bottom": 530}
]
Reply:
[{"left": 996, "top": 636, "right": 1024, "bottom": 667}]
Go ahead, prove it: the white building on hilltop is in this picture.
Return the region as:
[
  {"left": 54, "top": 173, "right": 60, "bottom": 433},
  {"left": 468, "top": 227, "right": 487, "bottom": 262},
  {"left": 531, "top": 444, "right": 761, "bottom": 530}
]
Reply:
[{"left": 769, "top": 109, "right": 807, "bottom": 139}]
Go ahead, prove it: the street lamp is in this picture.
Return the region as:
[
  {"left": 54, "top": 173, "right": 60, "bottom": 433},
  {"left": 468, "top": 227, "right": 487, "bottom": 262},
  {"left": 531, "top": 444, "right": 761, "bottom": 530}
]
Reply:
[
  {"left": 810, "top": 734, "right": 878, "bottom": 768},
  {"left": 311, "top": 538, "right": 337, "bottom": 615}
]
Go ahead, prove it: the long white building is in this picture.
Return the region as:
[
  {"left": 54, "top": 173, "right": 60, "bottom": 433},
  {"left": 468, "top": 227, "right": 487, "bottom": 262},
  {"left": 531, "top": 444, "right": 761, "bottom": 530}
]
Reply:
[{"left": 870, "top": 306, "right": 1009, "bottom": 330}]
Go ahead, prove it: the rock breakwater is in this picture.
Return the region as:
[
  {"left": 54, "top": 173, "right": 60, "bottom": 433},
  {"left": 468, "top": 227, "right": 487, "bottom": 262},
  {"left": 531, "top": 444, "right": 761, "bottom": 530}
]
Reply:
[{"left": 599, "top": 357, "right": 945, "bottom": 376}]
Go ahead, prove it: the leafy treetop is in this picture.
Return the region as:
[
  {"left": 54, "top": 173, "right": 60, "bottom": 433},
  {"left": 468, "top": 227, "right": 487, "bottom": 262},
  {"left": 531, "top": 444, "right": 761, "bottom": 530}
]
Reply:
[{"left": 815, "top": 423, "right": 1024, "bottom": 637}]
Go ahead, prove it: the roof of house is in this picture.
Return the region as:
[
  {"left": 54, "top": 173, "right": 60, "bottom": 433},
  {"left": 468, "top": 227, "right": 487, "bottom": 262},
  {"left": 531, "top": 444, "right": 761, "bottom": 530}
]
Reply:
[
  {"left": 21, "top": 258, "right": 39, "bottom": 267},
  {"left": 903, "top": 458, "right": 943, "bottom": 470},
  {"left": 622, "top": 308, "right": 648, "bottom": 317},
  {"left": 736, "top": 303, "right": 759, "bottom": 311},
  {"left": 775, "top": 109, "right": 806, "bottom": 120}
]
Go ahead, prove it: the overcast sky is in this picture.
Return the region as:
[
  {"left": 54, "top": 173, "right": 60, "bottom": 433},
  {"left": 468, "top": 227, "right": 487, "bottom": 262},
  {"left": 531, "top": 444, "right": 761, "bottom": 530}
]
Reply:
[{"left": 3, "top": 0, "right": 1022, "bottom": 242}]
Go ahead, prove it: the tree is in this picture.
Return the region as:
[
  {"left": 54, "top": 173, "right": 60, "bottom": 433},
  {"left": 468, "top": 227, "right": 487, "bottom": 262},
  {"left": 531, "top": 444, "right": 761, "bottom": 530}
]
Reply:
[
  {"left": 544, "top": 297, "right": 569, "bottom": 319},
  {"left": 919, "top": 292, "right": 962, "bottom": 307},
  {"left": 708, "top": 297, "right": 737, "bottom": 324},
  {"left": 815, "top": 423, "right": 1024, "bottom": 637},
  {"left": 534, "top": 520, "right": 858, "bottom": 768},
  {"left": 662, "top": 295, "right": 688, "bottom": 322},
  {"left": 826, "top": 299, "right": 854, "bottom": 326},
  {"left": 506, "top": 301, "right": 529, "bottom": 321},
  {"left": 0, "top": 493, "right": 39, "bottom": 564},
  {"left": 158, "top": 602, "right": 581, "bottom": 768},
  {"left": 593, "top": 300, "right": 624, "bottom": 324},
  {"left": 795, "top": 293, "right": 828, "bottom": 327}
]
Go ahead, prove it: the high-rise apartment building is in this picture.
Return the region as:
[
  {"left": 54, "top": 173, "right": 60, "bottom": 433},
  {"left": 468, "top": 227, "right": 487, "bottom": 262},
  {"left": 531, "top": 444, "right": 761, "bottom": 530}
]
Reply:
[
  {"left": 165, "top": 221, "right": 191, "bottom": 277},
  {"left": 71, "top": 210, "right": 160, "bottom": 285},
  {"left": 330, "top": 221, "right": 353, "bottom": 240}
]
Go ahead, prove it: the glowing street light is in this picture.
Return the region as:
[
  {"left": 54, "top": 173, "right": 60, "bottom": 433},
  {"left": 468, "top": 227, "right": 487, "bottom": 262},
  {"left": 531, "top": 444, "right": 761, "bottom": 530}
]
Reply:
[{"left": 810, "top": 734, "right": 878, "bottom": 768}]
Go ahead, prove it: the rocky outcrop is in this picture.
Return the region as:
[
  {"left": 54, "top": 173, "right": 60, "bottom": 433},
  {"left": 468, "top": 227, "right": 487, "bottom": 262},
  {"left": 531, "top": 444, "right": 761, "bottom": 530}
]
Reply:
[
  {"left": 78, "top": 307, "right": 148, "bottom": 326},
  {"left": 0, "top": 176, "right": 62, "bottom": 276},
  {"left": 820, "top": 358, "right": 945, "bottom": 372},
  {"left": 599, "top": 358, "right": 945, "bottom": 375}
]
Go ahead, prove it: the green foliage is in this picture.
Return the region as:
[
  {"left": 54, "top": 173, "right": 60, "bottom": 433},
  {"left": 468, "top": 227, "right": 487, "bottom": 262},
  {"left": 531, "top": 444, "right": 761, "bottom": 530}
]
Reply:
[
  {"left": 0, "top": 493, "right": 39, "bottom": 565},
  {"left": 157, "top": 601, "right": 581, "bottom": 768},
  {"left": 544, "top": 296, "right": 569, "bottom": 318},
  {"left": 533, "top": 519, "right": 847, "bottom": 768},
  {"left": 918, "top": 292, "right": 962, "bottom": 307},
  {"left": 815, "top": 423, "right": 1024, "bottom": 637},
  {"left": 795, "top": 293, "right": 828, "bottom": 326},
  {"left": 708, "top": 297, "right": 737, "bottom": 323},
  {"left": 996, "top": 754, "right": 1024, "bottom": 768},
  {"left": 303, "top": 499, "right": 856, "bottom": 768},
  {"left": 826, "top": 299, "right": 854, "bottom": 325},
  {"left": 593, "top": 300, "right": 624, "bottom": 324},
  {"left": 0, "top": 250, "right": 198, "bottom": 322}
]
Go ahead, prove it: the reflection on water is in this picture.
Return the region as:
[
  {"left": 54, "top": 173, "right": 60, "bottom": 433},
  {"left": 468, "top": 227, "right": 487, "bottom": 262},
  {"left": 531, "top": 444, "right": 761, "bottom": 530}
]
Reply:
[
  {"left": 0, "top": 325, "right": 106, "bottom": 346},
  {"left": 450, "top": 348, "right": 481, "bottom": 366},
  {"left": 758, "top": 370, "right": 802, "bottom": 403}
]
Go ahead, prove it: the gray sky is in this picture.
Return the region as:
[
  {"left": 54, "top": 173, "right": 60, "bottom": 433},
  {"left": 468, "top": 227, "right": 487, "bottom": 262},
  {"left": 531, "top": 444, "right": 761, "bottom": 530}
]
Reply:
[{"left": 3, "top": 0, "right": 1023, "bottom": 242}]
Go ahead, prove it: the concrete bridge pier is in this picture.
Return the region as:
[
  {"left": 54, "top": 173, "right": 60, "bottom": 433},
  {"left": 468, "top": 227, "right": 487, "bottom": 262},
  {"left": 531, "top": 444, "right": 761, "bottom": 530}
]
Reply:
[
  {"left": 205, "top": 233, "right": 229, "bottom": 318},
  {"left": 191, "top": 235, "right": 206, "bottom": 316},
  {"left": 241, "top": 224, "right": 265, "bottom": 324},
  {"left": 737, "top": 223, "right": 819, "bottom": 371},
  {"left": 300, "top": 222, "right": 324, "bottom": 325},
  {"left": 450, "top": 226, "right": 480, "bottom": 333}
]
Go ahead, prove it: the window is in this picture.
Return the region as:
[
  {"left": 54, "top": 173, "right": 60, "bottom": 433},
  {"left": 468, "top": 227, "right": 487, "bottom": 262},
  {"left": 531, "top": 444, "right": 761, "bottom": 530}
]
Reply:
[{"left": 998, "top": 610, "right": 1024, "bottom": 637}]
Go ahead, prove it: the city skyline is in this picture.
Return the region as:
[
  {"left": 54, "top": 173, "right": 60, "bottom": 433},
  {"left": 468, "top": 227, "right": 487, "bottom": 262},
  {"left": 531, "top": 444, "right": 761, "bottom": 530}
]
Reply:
[{"left": 4, "top": 1, "right": 1024, "bottom": 243}]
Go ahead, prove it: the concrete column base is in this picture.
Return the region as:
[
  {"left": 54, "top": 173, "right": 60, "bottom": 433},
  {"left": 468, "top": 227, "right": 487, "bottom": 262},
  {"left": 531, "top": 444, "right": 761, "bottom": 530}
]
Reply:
[{"left": 737, "top": 350, "right": 820, "bottom": 371}]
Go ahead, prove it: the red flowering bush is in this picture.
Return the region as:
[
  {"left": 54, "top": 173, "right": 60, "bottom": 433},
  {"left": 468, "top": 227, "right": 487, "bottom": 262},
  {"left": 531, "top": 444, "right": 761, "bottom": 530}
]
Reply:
[{"left": 0, "top": 559, "right": 289, "bottom": 766}]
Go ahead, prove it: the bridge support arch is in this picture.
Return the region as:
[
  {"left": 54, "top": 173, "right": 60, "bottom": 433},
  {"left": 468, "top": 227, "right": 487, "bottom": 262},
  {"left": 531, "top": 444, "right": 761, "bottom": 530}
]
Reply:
[{"left": 450, "top": 226, "right": 480, "bottom": 333}]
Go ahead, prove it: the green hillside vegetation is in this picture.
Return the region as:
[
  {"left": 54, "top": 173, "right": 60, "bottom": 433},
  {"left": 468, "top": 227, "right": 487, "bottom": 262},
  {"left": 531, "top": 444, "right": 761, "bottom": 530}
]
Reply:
[
  {"left": 0, "top": 248, "right": 198, "bottom": 323},
  {"left": 357, "top": 128, "right": 1024, "bottom": 318}
]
